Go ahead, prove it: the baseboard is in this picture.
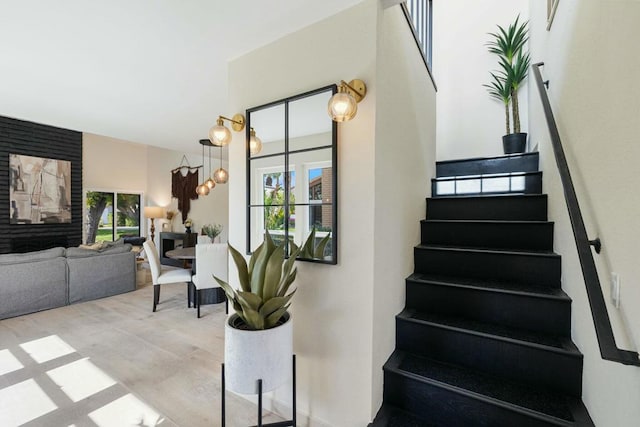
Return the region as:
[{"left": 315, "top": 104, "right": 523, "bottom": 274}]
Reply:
[{"left": 239, "top": 392, "right": 332, "bottom": 427}]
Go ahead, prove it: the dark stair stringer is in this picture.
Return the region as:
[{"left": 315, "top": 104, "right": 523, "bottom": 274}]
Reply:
[{"left": 370, "top": 153, "right": 594, "bottom": 426}]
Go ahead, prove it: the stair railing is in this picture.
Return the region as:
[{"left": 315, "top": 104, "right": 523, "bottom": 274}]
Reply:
[
  {"left": 532, "top": 62, "right": 640, "bottom": 366},
  {"left": 400, "top": 0, "right": 437, "bottom": 90}
]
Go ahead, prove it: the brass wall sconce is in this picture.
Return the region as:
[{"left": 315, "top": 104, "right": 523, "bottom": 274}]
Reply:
[
  {"left": 327, "top": 79, "right": 367, "bottom": 122},
  {"left": 209, "top": 113, "right": 246, "bottom": 146}
]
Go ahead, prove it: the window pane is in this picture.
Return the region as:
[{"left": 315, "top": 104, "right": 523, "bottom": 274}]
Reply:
[
  {"left": 295, "top": 206, "right": 333, "bottom": 261},
  {"left": 249, "top": 205, "right": 295, "bottom": 252},
  {"left": 116, "top": 193, "right": 141, "bottom": 239},
  {"left": 85, "top": 192, "right": 114, "bottom": 243},
  {"left": 289, "top": 91, "right": 333, "bottom": 151},
  {"left": 249, "top": 103, "right": 285, "bottom": 158}
]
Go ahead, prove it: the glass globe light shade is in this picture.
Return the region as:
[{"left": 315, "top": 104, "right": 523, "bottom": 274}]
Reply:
[
  {"left": 213, "top": 167, "right": 229, "bottom": 184},
  {"left": 208, "top": 119, "right": 232, "bottom": 146},
  {"left": 249, "top": 130, "right": 262, "bottom": 155},
  {"left": 205, "top": 177, "right": 216, "bottom": 189},
  {"left": 328, "top": 92, "right": 357, "bottom": 122},
  {"left": 196, "top": 183, "right": 210, "bottom": 196}
]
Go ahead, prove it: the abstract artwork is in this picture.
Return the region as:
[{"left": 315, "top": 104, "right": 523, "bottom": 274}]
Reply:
[{"left": 9, "top": 154, "right": 72, "bottom": 224}]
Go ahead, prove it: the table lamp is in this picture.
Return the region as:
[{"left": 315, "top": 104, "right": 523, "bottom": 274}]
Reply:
[{"left": 143, "top": 206, "right": 166, "bottom": 244}]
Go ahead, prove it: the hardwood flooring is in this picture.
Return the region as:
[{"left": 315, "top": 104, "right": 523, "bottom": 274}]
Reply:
[{"left": 0, "top": 271, "right": 284, "bottom": 427}]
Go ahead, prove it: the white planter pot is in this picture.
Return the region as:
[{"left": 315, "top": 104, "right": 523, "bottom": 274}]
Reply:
[{"left": 224, "top": 312, "right": 293, "bottom": 394}]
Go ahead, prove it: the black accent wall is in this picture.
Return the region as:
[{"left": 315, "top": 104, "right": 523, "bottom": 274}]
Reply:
[{"left": 0, "top": 116, "right": 83, "bottom": 254}]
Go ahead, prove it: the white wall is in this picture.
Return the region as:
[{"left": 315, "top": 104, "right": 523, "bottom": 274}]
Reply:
[
  {"left": 434, "top": 0, "right": 529, "bottom": 160},
  {"left": 83, "top": 133, "right": 229, "bottom": 243},
  {"left": 528, "top": 1, "right": 640, "bottom": 425},
  {"left": 228, "top": 2, "right": 377, "bottom": 425},
  {"left": 83, "top": 133, "right": 148, "bottom": 192},
  {"left": 371, "top": 3, "right": 437, "bottom": 417}
]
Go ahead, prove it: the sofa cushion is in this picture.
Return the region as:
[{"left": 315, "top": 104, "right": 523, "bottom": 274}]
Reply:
[
  {"left": 0, "top": 257, "right": 68, "bottom": 319},
  {"left": 0, "top": 247, "right": 66, "bottom": 265},
  {"left": 66, "top": 243, "right": 132, "bottom": 258}
]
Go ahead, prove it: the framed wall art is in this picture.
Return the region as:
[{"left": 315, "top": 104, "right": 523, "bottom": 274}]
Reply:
[{"left": 10, "top": 154, "right": 72, "bottom": 224}]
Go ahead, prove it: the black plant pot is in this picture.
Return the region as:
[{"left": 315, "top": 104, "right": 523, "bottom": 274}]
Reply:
[{"left": 502, "top": 133, "right": 527, "bottom": 154}]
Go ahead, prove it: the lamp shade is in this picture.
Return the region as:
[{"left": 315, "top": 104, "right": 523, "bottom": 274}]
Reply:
[
  {"left": 144, "top": 206, "right": 165, "bottom": 219},
  {"left": 209, "top": 124, "right": 232, "bottom": 146},
  {"left": 328, "top": 92, "right": 357, "bottom": 122},
  {"left": 213, "top": 167, "right": 229, "bottom": 184},
  {"left": 196, "top": 183, "right": 210, "bottom": 196},
  {"left": 249, "top": 130, "right": 262, "bottom": 155},
  {"left": 205, "top": 177, "right": 216, "bottom": 189}
]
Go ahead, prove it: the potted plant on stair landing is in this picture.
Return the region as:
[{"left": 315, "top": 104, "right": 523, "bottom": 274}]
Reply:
[
  {"left": 485, "top": 15, "right": 531, "bottom": 154},
  {"left": 214, "top": 230, "right": 302, "bottom": 394}
]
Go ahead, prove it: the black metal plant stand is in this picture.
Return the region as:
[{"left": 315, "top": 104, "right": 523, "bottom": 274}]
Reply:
[{"left": 222, "top": 354, "right": 297, "bottom": 427}]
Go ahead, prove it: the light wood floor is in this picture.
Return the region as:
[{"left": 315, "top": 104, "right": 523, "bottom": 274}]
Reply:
[{"left": 0, "top": 270, "right": 284, "bottom": 427}]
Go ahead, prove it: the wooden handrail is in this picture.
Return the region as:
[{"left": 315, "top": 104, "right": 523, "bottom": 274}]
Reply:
[{"left": 532, "top": 62, "right": 639, "bottom": 366}]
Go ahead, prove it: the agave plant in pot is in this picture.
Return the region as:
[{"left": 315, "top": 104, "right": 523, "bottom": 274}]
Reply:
[
  {"left": 214, "top": 230, "right": 301, "bottom": 395},
  {"left": 485, "top": 15, "right": 531, "bottom": 154}
]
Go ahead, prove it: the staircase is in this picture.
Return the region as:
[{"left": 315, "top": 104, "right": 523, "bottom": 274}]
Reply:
[{"left": 371, "top": 152, "right": 594, "bottom": 426}]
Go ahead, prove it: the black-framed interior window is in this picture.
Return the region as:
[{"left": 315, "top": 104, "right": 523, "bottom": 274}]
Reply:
[{"left": 246, "top": 85, "right": 337, "bottom": 264}]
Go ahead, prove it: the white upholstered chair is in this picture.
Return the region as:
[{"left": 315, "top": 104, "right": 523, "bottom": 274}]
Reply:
[
  {"left": 143, "top": 240, "right": 193, "bottom": 312},
  {"left": 191, "top": 243, "right": 228, "bottom": 318}
]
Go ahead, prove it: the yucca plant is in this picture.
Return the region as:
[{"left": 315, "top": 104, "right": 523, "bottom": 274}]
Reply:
[
  {"left": 503, "top": 50, "right": 531, "bottom": 133},
  {"left": 483, "top": 71, "right": 511, "bottom": 135},
  {"left": 215, "top": 231, "right": 300, "bottom": 330},
  {"left": 486, "top": 15, "right": 530, "bottom": 135}
]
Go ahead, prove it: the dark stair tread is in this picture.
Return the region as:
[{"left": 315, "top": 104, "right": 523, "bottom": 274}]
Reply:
[
  {"left": 390, "top": 351, "right": 577, "bottom": 422},
  {"left": 416, "top": 243, "right": 559, "bottom": 257},
  {"left": 370, "top": 404, "right": 441, "bottom": 427},
  {"left": 408, "top": 272, "right": 570, "bottom": 300},
  {"left": 436, "top": 152, "right": 539, "bottom": 175},
  {"left": 400, "top": 309, "right": 579, "bottom": 352}
]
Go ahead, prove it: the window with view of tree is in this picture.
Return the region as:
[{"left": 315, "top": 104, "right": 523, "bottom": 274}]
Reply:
[{"left": 85, "top": 191, "right": 141, "bottom": 244}]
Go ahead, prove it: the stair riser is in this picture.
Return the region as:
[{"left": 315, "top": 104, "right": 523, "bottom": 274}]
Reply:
[
  {"left": 383, "top": 371, "right": 568, "bottom": 427},
  {"left": 414, "top": 247, "right": 561, "bottom": 288},
  {"left": 421, "top": 221, "right": 554, "bottom": 251},
  {"left": 426, "top": 196, "right": 548, "bottom": 221},
  {"left": 406, "top": 280, "right": 571, "bottom": 336},
  {"left": 396, "top": 319, "right": 583, "bottom": 396},
  {"left": 436, "top": 153, "right": 540, "bottom": 177},
  {"left": 432, "top": 172, "right": 542, "bottom": 197}
]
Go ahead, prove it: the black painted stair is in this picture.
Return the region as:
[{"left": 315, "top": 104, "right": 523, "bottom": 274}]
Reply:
[{"left": 371, "top": 153, "right": 594, "bottom": 426}]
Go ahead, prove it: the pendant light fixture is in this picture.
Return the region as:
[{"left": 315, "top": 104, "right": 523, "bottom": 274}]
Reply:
[
  {"left": 248, "top": 127, "right": 263, "bottom": 155},
  {"left": 213, "top": 145, "right": 229, "bottom": 184},
  {"left": 196, "top": 140, "right": 210, "bottom": 196},
  {"left": 208, "top": 113, "right": 246, "bottom": 146},
  {"left": 205, "top": 144, "right": 216, "bottom": 190},
  {"left": 327, "top": 79, "right": 367, "bottom": 122}
]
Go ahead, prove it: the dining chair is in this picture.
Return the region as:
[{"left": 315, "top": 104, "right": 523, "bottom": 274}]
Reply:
[
  {"left": 191, "top": 243, "right": 228, "bottom": 318},
  {"left": 143, "top": 240, "right": 193, "bottom": 312}
]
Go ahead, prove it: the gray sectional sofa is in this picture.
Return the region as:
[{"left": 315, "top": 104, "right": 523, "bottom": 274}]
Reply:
[{"left": 0, "top": 244, "right": 136, "bottom": 320}]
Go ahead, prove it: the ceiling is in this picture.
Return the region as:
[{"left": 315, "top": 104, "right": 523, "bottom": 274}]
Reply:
[{"left": 0, "top": 0, "right": 365, "bottom": 153}]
